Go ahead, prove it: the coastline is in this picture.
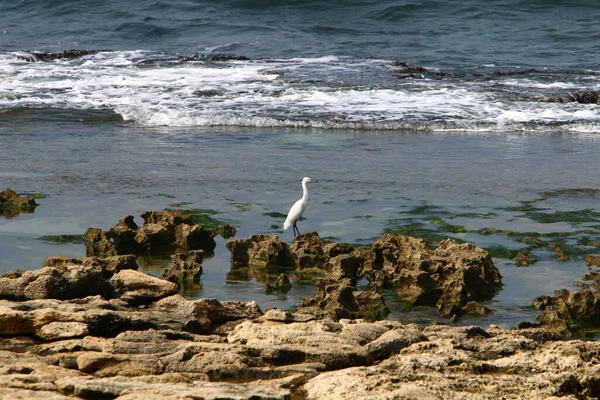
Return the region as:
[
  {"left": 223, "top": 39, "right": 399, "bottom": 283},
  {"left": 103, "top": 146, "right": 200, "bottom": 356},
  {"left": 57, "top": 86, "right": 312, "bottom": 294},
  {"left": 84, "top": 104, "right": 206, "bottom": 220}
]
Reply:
[{"left": 0, "top": 195, "right": 599, "bottom": 398}]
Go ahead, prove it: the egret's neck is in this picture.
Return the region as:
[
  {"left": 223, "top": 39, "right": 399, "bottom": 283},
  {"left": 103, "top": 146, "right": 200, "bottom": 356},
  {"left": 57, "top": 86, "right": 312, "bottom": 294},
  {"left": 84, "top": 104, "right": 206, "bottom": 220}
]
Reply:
[{"left": 301, "top": 181, "right": 309, "bottom": 201}]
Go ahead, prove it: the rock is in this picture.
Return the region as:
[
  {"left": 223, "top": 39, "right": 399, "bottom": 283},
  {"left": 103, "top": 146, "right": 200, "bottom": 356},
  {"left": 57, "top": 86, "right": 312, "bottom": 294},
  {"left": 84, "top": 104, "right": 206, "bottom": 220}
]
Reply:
[
  {"left": 359, "top": 235, "right": 501, "bottom": 317},
  {"left": 585, "top": 255, "right": 600, "bottom": 268},
  {"left": 162, "top": 250, "right": 204, "bottom": 284},
  {"left": 0, "top": 188, "right": 38, "bottom": 218},
  {"left": 85, "top": 210, "right": 217, "bottom": 258},
  {"left": 110, "top": 270, "right": 179, "bottom": 305},
  {"left": 173, "top": 224, "right": 217, "bottom": 252},
  {"left": 289, "top": 232, "right": 354, "bottom": 270},
  {"left": 228, "top": 320, "right": 372, "bottom": 370},
  {"left": 0, "top": 267, "right": 597, "bottom": 400},
  {"left": 538, "top": 91, "right": 600, "bottom": 104},
  {"left": 225, "top": 234, "right": 295, "bottom": 269},
  {"left": 135, "top": 224, "right": 174, "bottom": 253},
  {"left": 221, "top": 224, "right": 237, "bottom": 239},
  {"left": 296, "top": 277, "right": 389, "bottom": 321},
  {"left": 0, "top": 255, "right": 142, "bottom": 302},
  {"left": 366, "top": 328, "right": 428, "bottom": 360},
  {"left": 38, "top": 322, "right": 89, "bottom": 341},
  {"left": 533, "top": 285, "right": 600, "bottom": 336}
]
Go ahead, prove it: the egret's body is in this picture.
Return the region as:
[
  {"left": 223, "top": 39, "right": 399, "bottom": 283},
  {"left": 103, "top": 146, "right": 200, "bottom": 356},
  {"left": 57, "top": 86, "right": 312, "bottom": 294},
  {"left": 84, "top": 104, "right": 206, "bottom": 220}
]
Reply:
[{"left": 283, "top": 177, "right": 312, "bottom": 237}]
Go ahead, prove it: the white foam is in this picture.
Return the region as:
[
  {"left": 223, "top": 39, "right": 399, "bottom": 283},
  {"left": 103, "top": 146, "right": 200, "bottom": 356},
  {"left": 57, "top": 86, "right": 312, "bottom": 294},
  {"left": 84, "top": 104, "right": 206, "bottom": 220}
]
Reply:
[{"left": 1, "top": 51, "right": 599, "bottom": 133}]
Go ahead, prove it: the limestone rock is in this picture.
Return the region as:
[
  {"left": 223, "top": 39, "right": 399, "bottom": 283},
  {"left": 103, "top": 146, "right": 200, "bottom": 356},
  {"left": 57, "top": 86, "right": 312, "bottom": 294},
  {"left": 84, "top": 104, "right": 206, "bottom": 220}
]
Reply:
[
  {"left": 110, "top": 270, "right": 179, "bottom": 305},
  {"left": 289, "top": 232, "right": 354, "bottom": 270},
  {"left": 225, "top": 234, "right": 295, "bottom": 269},
  {"left": 162, "top": 250, "right": 204, "bottom": 284},
  {"left": 359, "top": 234, "right": 501, "bottom": 317}
]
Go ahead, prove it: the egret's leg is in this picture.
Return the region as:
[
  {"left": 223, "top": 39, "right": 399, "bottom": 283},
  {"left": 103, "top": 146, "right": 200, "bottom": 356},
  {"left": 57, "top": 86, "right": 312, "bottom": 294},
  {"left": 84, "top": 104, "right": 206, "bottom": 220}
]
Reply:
[{"left": 293, "top": 221, "right": 299, "bottom": 237}]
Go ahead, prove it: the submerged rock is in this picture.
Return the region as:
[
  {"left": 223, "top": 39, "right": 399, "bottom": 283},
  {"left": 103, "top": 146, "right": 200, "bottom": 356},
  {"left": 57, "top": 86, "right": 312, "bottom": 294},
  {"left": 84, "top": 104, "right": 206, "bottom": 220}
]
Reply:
[{"left": 538, "top": 91, "right": 600, "bottom": 104}]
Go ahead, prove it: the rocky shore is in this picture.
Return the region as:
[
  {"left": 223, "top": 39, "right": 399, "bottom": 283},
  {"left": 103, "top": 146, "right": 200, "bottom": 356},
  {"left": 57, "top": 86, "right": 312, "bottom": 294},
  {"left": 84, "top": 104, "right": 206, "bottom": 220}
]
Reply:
[{"left": 0, "top": 194, "right": 599, "bottom": 399}]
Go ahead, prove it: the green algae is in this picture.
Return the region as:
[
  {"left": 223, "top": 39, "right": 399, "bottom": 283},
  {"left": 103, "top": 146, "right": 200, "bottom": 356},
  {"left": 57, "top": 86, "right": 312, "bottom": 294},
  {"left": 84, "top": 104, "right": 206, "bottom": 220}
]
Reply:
[
  {"left": 264, "top": 211, "right": 287, "bottom": 219},
  {"left": 165, "top": 207, "right": 235, "bottom": 238},
  {"left": 25, "top": 192, "right": 48, "bottom": 200},
  {"left": 525, "top": 209, "right": 600, "bottom": 225},
  {"left": 156, "top": 193, "right": 176, "bottom": 199},
  {"left": 37, "top": 234, "right": 84, "bottom": 243}
]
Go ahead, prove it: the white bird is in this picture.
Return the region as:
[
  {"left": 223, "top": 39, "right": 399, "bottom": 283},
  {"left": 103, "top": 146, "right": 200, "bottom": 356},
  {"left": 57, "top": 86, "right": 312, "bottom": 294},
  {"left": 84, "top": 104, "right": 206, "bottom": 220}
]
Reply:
[{"left": 283, "top": 177, "right": 312, "bottom": 237}]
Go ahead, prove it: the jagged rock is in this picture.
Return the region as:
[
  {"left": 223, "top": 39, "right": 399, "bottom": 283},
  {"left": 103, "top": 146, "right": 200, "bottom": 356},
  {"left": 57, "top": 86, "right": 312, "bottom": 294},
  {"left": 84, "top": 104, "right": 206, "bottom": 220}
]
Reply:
[
  {"left": 221, "top": 224, "right": 237, "bottom": 239},
  {"left": 533, "top": 284, "right": 600, "bottom": 336},
  {"left": 0, "top": 188, "right": 38, "bottom": 218},
  {"left": 85, "top": 211, "right": 217, "bottom": 258},
  {"left": 162, "top": 250, "right": 204, "bottom": 284},
  {"left": 359, "top": 235, "right": 501, "bottom": 317},
  {"left": 225, "top": 234, "right": 295, "bottom": 269},
  {"left": 296, "top": 277, "right": 389, "bottom": 321},
  {"left": 289, "top": 232, "right": 354, "bottom": 270},
  {"left": 585, "top": 255, "right": 600, "bottom": 268}
]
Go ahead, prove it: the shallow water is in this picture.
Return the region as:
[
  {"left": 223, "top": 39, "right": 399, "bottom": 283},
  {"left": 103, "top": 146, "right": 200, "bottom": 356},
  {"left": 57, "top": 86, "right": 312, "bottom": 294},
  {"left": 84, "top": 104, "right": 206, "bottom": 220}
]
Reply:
[{"left": 2, "top": 116, "right": 600, "bottom": 334}]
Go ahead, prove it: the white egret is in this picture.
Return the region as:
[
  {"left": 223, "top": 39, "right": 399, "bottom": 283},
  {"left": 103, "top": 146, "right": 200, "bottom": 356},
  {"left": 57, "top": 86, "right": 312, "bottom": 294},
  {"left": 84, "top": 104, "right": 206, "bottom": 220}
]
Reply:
[{"left": 283, "top": 177, "right": 312, "bottom": 237}]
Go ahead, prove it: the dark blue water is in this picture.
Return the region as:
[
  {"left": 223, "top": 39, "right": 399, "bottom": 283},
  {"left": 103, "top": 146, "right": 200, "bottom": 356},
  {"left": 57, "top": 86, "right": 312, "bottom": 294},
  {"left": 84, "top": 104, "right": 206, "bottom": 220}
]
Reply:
[{"left": 2, "top": 0, "right": 599, "bottom": 68}]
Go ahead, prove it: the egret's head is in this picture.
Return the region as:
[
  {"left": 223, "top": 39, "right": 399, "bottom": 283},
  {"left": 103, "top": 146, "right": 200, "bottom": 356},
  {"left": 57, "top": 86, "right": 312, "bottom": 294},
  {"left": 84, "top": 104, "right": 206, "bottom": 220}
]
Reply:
[{"left": 302, "top": 177, "right": 312, "bottom": 184}]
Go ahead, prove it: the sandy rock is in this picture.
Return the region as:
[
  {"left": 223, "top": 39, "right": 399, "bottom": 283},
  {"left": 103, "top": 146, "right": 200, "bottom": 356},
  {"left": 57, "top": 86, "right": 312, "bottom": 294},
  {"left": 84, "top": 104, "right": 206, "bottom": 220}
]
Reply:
[
  {"left": 110, "top": 270, "right": 179, "bottom": 305},
  {"left": 37, "top": 321, "right": 90, "bottom": 341},
  {"left": 55, "top": 376, "right": 291, "bottom": 400},
  {"left": 228, "top": 320, "right": 372, "bottom": 370},
  {"left": 366, "top": 328, "right": 428, "bottom": 360}
]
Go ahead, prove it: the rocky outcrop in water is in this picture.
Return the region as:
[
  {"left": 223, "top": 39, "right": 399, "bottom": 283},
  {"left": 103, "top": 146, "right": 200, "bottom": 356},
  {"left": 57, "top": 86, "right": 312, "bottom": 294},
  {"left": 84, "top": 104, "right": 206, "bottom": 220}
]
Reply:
[
  {"left": 538, "top": 91, "right": 600, "bottom": 104},
  {"left": 84, "top": 211, "right": 217, "bottom": 257},
  {"left": 226, "top": 232, "right": 501, "bottom": 320},
  {"left": 16, "top": 50, "right": 111, "bottom": 62},
  {"left": 360, "top": 235, "right": 501, "bottom": 318},
  {"left": 0, "top": 188, "right": 38, "bottom": 218},
  {"left": 533, "top": 284, "right": 600, "bottom": 336},
  {"left": 161, "top": 250, "right": 205, "bottom": 285}
]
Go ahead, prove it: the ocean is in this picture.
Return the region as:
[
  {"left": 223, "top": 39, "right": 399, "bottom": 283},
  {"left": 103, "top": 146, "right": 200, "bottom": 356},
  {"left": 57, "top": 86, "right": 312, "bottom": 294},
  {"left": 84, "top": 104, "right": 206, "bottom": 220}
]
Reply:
[{"left": 1, "top": 0, "right": 599, "bottom": 333}]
